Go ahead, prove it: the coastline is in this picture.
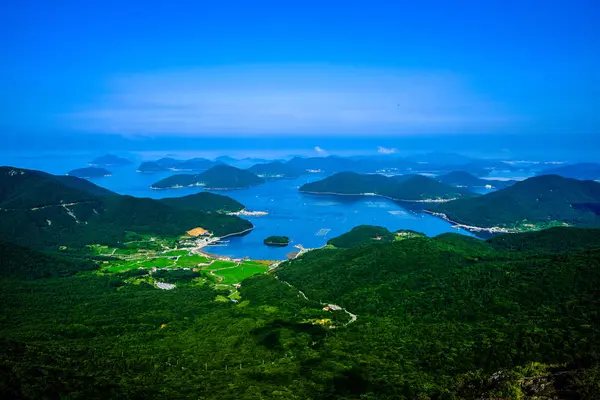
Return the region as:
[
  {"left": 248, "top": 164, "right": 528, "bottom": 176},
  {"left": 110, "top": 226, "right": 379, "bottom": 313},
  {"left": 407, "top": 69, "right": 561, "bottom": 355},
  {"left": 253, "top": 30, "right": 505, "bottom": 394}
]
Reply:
[
  {"left": 299, "top": 190, "right": 457, "bottom": 203},
  {"left": 422, "top": 210, "right": 515, "bottom": 233}
]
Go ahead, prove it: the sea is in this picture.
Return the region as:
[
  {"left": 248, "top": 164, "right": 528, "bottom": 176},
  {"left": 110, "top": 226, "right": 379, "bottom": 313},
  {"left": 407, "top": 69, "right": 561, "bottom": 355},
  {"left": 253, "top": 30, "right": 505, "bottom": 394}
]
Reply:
[{"left": 1, "top": 151, "right": 532, "bottom": 260}]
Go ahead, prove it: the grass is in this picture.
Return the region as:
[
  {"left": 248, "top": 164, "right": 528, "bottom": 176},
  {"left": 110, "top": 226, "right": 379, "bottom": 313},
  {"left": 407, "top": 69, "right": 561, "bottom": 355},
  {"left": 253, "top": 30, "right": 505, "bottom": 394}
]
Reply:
[
  {"left": 209, "top": 260, "right": 237, "bottom": 269},
  {"left": 162, "top": 250, "right": 189, "bottom": 257},
  {"left": 138, "top": 258, "right": 175, "bottom": 268},
  {"left": 176, "top": 254, "right": 212, "bottom": 267},
  {"left": 214, "top": 264, "right": 268, "bottom": 285}
]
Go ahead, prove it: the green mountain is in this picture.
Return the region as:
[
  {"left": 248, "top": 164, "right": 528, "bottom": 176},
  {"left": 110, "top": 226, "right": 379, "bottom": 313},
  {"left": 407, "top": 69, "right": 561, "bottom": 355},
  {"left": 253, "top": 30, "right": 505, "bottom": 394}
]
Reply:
[
  {"left": 1, "top": 225, "right": 600, "bottom": 398},
  {"left": 436, "top": 171, "right": 515, "bottom": 189},
  {"left": 159, "top": 192, "right": 244, "bottom": 213},
  {"left": 327, "top": 225, "right": 397, "bottom": 248},
  {"left": 432, "top": 174, "right": 600, "bottom": 230},
  {"left": 89, "top": 154, "right": 132, "bottom": 166},
  {"left": 300, "top": 172, "right": 471, "bottom": 201},
  {"left": 247, "top": 161, "right": 300, "bottom": 179},
  {"left": 151, "top": 165, "right": 265, "bottom": 190},
  {"left": 67, "top": 167, "right": 112, "bottom": 179},
  {"left": 0, "top": 167, "right": 252, "bottom": 249}
]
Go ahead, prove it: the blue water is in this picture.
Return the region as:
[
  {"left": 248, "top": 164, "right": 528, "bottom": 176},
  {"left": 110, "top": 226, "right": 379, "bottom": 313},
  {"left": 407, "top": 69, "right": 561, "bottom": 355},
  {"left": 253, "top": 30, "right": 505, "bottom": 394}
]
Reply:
[{"left": 2, "top": 152, "right": 481, "bottom": 260}]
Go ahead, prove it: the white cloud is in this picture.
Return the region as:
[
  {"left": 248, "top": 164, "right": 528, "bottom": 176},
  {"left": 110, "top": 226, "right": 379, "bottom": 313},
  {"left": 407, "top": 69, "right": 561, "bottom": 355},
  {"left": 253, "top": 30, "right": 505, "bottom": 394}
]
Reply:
[
  {"left": 377, "top": 146, "right": 397, "bottom": 154},
  {"left": 65, "top": 65, "right": 514, "bottom": 136},
  {"left": 314, "top": 146, "right": 325, "bottom": 153}
]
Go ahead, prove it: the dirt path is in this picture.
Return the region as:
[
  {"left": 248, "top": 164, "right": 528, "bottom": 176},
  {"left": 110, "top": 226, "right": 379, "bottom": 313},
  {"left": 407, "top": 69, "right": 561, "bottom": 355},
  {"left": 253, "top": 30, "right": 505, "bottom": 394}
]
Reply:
[{"left": 275, "top": 276, "right": 358, "bottom": 326}]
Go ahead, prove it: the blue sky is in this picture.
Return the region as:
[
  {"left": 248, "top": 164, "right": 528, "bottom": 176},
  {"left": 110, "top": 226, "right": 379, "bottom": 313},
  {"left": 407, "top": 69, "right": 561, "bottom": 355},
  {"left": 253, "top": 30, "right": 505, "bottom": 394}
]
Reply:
[{"left": 1, "top": 0, "right": 599, "bottom": 149}]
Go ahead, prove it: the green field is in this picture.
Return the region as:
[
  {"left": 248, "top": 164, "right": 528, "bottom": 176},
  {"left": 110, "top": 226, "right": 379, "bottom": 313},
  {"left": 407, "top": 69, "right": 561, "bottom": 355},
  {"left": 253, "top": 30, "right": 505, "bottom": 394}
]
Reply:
[
  {"left": 214, "top": 264, "right": 268, "bottom": 284},
  {"left": 176, "top": 254, "right": 211, "bottom": 267},
  {"left": 138, "top": 258, "right": 175, "bottom": 268},
  {"left": 162, "top": 249, "right": 190, "bottom": 257},
  {"left": 209, "top": 260, "right": 237, "bottom": 269}
]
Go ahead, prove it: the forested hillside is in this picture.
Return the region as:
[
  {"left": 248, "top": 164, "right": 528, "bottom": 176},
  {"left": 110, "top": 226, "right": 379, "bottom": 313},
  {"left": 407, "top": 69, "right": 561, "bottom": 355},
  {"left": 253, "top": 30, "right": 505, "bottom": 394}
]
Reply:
[
  {"left": 433, "top": 174, "right": 600, "bottom": 229},
  {"left": 0, "top": 167, "right": 252, "bottom": 249},
  {"left": 1, "top": 227, "right": 599, "bottom": 398}
]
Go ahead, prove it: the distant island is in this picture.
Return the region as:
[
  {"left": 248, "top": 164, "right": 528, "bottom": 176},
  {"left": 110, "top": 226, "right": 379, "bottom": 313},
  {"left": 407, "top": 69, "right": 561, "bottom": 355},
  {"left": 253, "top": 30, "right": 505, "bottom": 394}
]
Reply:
[
  {"left": 151, "top": 165, "right": 265, "bottom": 190},
  {"left": 436, "top": 171, "right": 515, "bottom": 190},
  {"left": 429, "top": 174, "right": 600, "bottom": 233},
  {"left": 538, "top": 163, "right": 600, "bottom": 181},
  {"left": 137, "top": 157, "right": 220, "bottom": 173},
  {"left": 67, "top": 167, "right": 112, "bottom": 179},
  {"left": 300, "top": 172, "right": 472, "bottom": 202},
  {"left": 263, "top": 236, "right": 289, "bottom": 246},
  {"left": 89, "top": 154, "right": 132, "bottom": 167},
  {"left": 247, "top": 161, "right": 301, "bottom": 179}
]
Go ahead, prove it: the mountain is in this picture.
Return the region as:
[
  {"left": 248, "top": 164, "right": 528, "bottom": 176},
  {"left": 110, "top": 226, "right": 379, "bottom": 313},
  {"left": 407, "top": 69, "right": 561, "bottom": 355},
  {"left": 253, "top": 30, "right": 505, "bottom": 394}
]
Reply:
[
  {"left": 151, "top": 165, "right": 265, "bottom": 190},
  {"left": 436, "top": 171, "right": 515, "bottom": 189},
  {"left": 539, "top": 162, "right": 600, "bottom": 180},
  {"left": 247, "top": 161, "right": 301, "bottom": 179},
  {"left": 159, "top": 192, "right": 244, "bottom": 213},
  {"left": 432, "top": 174, "right": 600, "bottom": 230},
  {"left": 0, "top": 166, "right": 252, "bottom": 249},
  {"left": 327, "top": 225, "right": 397, "bottom": 248},
  {"left": 67, "top": 167, "right": 112, "bottom": 179},
  {"left": 300, "top": 172, "right": 472, "bottom": 201},
  {"left": 89, "top": 154, "right": 132, "bottom": 167}
]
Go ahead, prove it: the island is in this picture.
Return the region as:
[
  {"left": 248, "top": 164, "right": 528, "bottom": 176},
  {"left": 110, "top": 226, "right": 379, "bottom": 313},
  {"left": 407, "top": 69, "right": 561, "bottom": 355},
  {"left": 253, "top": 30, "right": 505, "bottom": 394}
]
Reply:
[
  {"left": 436, "top": 171, "right": 515, "bottom": 190},
  {"left": 428, "top": 174, "right": 600, "bottom": 233},
  {"left": 300, "top": 172, "right": 472, "bottom": 202},
  {"left": 151, "top": 165, "right": 265, "bottom": 190},
  {"left": 539, "top": 162, "right": 600, "bottom": 181},
  {"left": 247, "top": 161, "right": 301, "bottom": 179},
  {"left": 89, "top": 154, "right": 132, "bottom": 166},
  {"left": 263, "top": 236, "right": 289, "bottom": 246},
  {"left": 67, "top": 167, "right": 112, "bottom": 179},
  {"left": 137, "top": 157, "right": 220, "bottom": 173}
]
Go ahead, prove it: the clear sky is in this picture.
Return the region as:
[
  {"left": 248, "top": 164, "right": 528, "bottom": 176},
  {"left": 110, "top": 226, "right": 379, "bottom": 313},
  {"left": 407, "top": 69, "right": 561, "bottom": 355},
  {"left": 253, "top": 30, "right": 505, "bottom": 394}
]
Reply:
[{"left": 1, "top": 0, "right": 599, "bottom": 152}]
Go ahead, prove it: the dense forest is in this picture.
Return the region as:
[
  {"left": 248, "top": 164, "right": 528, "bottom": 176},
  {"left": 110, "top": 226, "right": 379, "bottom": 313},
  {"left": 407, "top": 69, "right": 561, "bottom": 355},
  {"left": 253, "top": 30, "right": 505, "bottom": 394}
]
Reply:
[
  {"left": 326, "top": 225, "right": 397, "bottom": 248},
  {"left": 433, "top": 174, "right": 600, "bottom": 228},
  {"left": 1, "top": 226, "right": 600, "bottom": 398},
  {"left": 247, "top": 161, "right": 301, "bottom": 179},
  {"left": 263, "top": 235, "right": 290, "bottom": 246},
  {"left": 67, "top": 167, "right": 112, "bottom": 178}
]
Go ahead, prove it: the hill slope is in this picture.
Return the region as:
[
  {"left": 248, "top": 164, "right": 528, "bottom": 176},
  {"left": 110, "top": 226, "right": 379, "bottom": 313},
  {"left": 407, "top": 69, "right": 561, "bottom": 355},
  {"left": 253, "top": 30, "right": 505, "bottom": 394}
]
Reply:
[
  {"left": 300, "top": 172, "right": 471, "bottom": 201},
  {"left": 159, "top": 192, "right": 244, "bottom": 213},
  {"left": 0, "top": 167, "right": 252, "bottom": 249},
  {"left": 67, "top": 167, "right": 112, "bottom": 179},
  {"left": 432, "top": 174, "right": 600, "bottom": 230},
  {"left": 151, "top": 165, "right": 265, "bottom": 190}
]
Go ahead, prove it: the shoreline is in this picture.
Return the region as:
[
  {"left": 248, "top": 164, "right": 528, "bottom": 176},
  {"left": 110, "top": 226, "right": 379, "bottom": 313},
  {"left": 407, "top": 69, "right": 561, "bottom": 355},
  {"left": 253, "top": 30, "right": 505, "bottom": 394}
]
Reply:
[
  {"left": 299, "top": 190, "right": 457, "bottom": 203},
  {"left": 150, "top": 183, "right": 262, "bottom": 191},
  {"left": 422, "top": 210, "right": 515, "bottom": 233}
]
